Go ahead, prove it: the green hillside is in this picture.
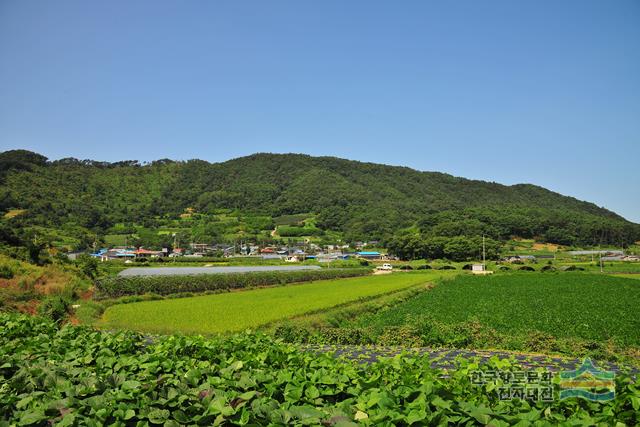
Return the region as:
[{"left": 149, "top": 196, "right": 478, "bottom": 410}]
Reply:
[{"left": 1, "top": 149, "right": 638, "bottom": 254}]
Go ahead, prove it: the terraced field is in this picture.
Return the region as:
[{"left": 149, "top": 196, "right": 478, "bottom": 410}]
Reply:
[{"left": 101, "top": 272, "right": 447, "bottom": 334}]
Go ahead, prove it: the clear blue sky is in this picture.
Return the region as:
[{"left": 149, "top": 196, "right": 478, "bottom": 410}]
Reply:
[{"left": 1, "top": 1, "right": 639, "bottom": 222}]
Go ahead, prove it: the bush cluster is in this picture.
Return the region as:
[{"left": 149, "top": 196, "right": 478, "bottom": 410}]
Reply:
[
  {"left": 96, "top": 268, "right": 370, "bottom": 298},
  {"left": 37, "top": 295, "right": 72, "bottom": 322}
]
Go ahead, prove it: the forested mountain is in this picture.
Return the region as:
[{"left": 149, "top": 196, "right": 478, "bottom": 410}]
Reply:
[{"left": 1, "top": 149, "right": 638, "bottom": 253}]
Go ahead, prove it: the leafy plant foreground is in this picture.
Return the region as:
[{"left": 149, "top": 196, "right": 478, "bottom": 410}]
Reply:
[{"left": 1, "top": 314, "right": 639, "bottom": 426}]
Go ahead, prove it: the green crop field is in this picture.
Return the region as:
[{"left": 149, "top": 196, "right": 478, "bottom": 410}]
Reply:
[
  {"left": 100, "top": 272, "right": 448, "bottom": 334},
  {"left": 4, "top": 313, "right": 639, "bottom": 426},
  {"left": 610, "top": 273, "right": 640, "bottom": 279},
  {"left": 341, "top": 273, "right": 640, "bottom": 356}
]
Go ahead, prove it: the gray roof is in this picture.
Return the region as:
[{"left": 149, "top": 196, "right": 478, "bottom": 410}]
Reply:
[
  {"left": 568, "top": 250, "right": 624, "bottom": 255},
  {"left": 118, "top": 265, "right": 322, "bottom": 277}
]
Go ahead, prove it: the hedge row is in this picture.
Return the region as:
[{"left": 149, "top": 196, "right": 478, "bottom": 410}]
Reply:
[{"left": 95, "top": 268, "right": 370, "bottom": 298}]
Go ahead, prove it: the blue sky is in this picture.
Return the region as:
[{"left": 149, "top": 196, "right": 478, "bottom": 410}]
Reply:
[{"left": 1, "top": 1, "right": 639, "bottom": 222}]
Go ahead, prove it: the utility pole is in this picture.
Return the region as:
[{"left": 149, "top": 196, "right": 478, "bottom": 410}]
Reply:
[
  {"left": 482, "top": 234, "right": 486, "bottom": 270},
  {"left": 599, "top": 251, "right": 603, "bottom": 273}
]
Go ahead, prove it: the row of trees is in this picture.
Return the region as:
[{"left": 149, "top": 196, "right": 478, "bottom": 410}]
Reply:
[{"left": 386, "top": 235, "right": 502, "bottom": 262}]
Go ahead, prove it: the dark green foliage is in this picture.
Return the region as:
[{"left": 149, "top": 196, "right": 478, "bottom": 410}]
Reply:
[
  {"left": 274, "top": 324, "right": 374, "bottom": 345},
  {"left": 1, "top": 150, "right": 638, "bottom": 253},
  {"left": 37, "top": 295, "right": 71, "bottom": 322},
  {"left": 277, "top": 225, "right": 322, "bottom": 237},
  {"left": 2, "top": 314, "right": 638, "bottom": 425},
  {"left": 0, "top": 149, "right": 48, "bottom": 182},
  {"left": 561, "top": 265, "right": 585, "bottom": 271},
  {"left": 96, "top": 268, "right": 370, "bottom": 298},
  {"left": 387, "top": 235, "right": 502, "bottom": 261},
  {"left": 76, "top": 254, "right": 99, "bottom": 279},
  {"left": 0, "top": 264, "right": 13, "bottom": 279}
]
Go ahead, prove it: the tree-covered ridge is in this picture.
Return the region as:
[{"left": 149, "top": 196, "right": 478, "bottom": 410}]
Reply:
[{"left": 1, "top": 149, "right": 638, "bottom": 252}]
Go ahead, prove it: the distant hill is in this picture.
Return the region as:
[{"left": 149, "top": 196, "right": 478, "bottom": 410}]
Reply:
[{"left": 1, "top": 149, "right": 638, "bottom": 251}]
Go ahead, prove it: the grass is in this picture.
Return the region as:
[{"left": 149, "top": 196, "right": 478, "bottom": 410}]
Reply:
[
  {"left": 611, "top": 273, "right": 640, "bottom": 280},
  {"left": 104, "top": 234, "right": 129, "bottom": 246},
  {"left": 350, "top": 273, "right": 640, "bottom": 347},
  {"left": 272, "top": 213, "right": 310, "bottom": 226},
  {"left": 100, "top": 271, "right": 447, "bottom": 335}
]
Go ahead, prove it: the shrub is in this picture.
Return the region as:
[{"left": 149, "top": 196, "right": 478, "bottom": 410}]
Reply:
[
  {"left": 525, "top": 330, "right": 559, "bottom": 352},
  {"left": 273, "top": 324, "right": 311, "bottom": 343},
  {"left": 38, "top": 295, "right": 71, "bottom": 322},
  {"left": 315, "top": 327, "right": 373, "bottom": 345},
  {"left": 378, "top": 325, "right": 422, "bottom": 347},
  {"left": 518, "top": 266, "right": 535, "bottom": 271},
  {"left": 95, "top": 268, "right": 371, "bottom": 298},
  {"left": 0, "top": 264, "right": 14, "bottom": 279},
  {"left": 76, "top": 254, "right": 99, "bottom": 279},
  {"left": 398, "top": 265, "right": 413, "bottom": 270},
  {"left": 416, "top": 265, "right": 432, "bottom": 270},
  {"left": 436, "top": 265, "right": 456, "bottom": 270},
  {"left": 561, "top": 265, "right": 584, "bottom": 271}
]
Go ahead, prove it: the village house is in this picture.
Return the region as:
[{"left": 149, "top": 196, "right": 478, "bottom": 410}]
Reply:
[{"left": 503, "top": 255, "right": 536, "bottom": 263}]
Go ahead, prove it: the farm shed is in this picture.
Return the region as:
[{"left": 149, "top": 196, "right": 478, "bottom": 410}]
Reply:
[{"left": 356, "top": 251, "right": 383, "bottom": 260}]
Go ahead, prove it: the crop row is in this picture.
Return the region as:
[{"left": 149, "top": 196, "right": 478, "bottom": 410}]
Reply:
[
  {"left": 325, "top": 273, "right": 640, "bottom": 358},
  {"left": 0, "top": 313, "right": 638, "bottom": 425},
  {"left": 95, "top": 268, "right": 370, "bottom": 298}
]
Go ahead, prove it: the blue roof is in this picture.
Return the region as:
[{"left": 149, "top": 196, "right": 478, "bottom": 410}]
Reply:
[{"left": 357, "top": 251, "right": 381, "bottom": 256}]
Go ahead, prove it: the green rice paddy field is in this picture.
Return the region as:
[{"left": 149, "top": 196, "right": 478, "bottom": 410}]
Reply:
[{"left": 100, "top": 271, "right": 448, "bottom": 334}]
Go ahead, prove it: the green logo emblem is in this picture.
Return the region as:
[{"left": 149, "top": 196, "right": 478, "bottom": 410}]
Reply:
[{"left": 559, "top": 358, "right": 615, "bottom": 401}]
